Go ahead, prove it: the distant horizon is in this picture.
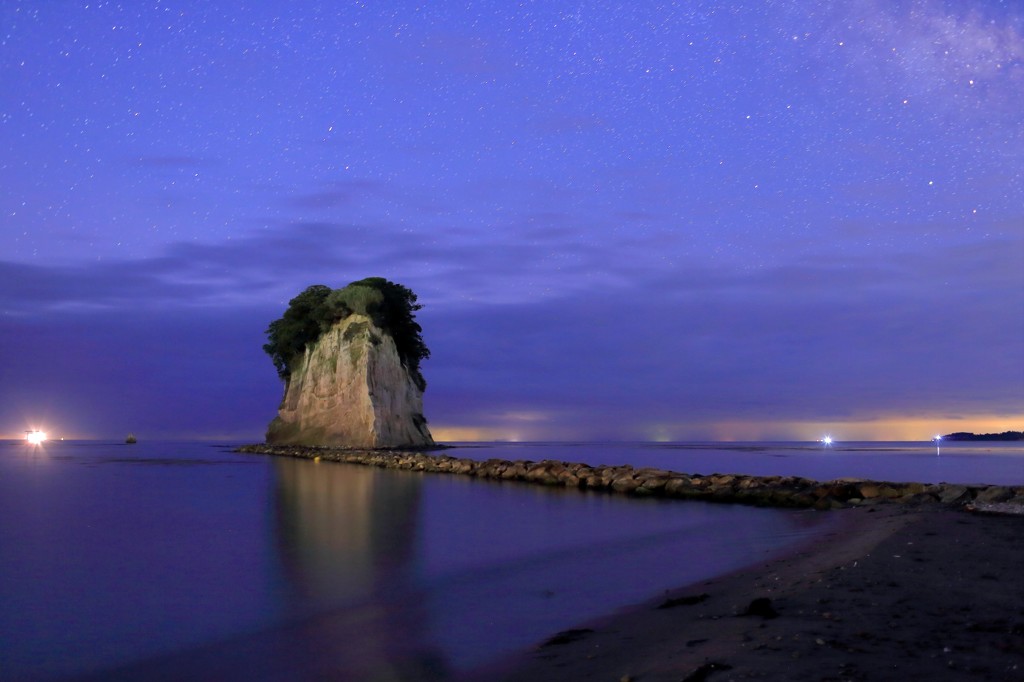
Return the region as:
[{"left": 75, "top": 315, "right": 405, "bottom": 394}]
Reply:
[
  {"left": 6, "top": 428, "right": 1022, "bottom": 445},
  {"left": 9, "top": 403, "right": 1024, "bottom": 445}
]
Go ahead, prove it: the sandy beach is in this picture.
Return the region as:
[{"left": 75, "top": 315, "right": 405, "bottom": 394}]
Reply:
[{"left": 468, "top": 505, "right": 1024, "bottom": 681}]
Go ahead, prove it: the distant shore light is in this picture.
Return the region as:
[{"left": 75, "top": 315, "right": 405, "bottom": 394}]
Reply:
[
  {"left": 821, "top": 435, "right": 833, "bottom": 446},
  {"left": 25, "top": 430, "right": 47, "bottom": 445}
]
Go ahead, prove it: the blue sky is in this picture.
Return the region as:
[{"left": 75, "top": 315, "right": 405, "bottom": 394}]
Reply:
[{"left": 2, "top": 0, "right": 1021, "bottom": 440}]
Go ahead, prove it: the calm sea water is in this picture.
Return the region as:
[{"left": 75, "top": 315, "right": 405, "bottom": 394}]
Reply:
[{"left": 1, "top": 440, "right": 1019, "bottom": 680}]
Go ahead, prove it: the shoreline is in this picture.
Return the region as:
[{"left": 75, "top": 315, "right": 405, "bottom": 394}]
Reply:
[
  {"left": 463, "top": 505, "right": 1024, "bottom": 681},
  {"left": 239, "top": 443, "right": 1024, "bottom": 680}
]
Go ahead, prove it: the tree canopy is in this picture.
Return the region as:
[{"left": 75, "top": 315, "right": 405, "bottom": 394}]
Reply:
[{"left": 263, "top": 278, "right": 429, "bottom": 389}]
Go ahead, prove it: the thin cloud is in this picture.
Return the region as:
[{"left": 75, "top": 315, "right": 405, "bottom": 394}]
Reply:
[{"left": 286, "top": 180, "right": 387, "bottom": 210}]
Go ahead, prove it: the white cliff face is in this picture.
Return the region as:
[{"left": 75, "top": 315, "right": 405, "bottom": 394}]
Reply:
[{"left": 266, "top": 314, "right": 433, "bottom": 448}]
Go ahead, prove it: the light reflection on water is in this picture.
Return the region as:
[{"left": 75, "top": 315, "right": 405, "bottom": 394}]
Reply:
[
  {"left": 8, "top": 439, "right": 1012, "bottom": 679},
  {"left": 261, "top": 456, "right": 836, "bottom": 678}
]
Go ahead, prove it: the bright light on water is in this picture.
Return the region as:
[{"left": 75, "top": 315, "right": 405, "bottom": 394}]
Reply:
[
  {"left": 821, "top": 435, "right": 833, "bottom": 446},
  {"left": 25, "top": 430, "right": 46, "bottom": 445}
]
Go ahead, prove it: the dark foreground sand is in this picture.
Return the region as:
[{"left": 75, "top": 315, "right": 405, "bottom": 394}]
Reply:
[{"left": 467, "top": 506, "right": 1024, "bottom": 682}]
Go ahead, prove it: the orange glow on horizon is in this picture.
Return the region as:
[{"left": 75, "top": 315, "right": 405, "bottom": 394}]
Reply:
[
  {"left": 435, "top": 414, "right": 1023, "bottom": 442},
  {"left": 765, "top": 416, "right": 1024, "bottom": 442},
  {"left": 430, "top": 426, "right": 527, "bottom": 442}
]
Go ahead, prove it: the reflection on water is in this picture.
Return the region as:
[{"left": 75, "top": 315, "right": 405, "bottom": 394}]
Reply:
[
  {"left": 260, "top": 458, "right": 837, "bottom": 677},
  {"left": 0, "top": 441, "right": 845, "bottom": 681},
  {"left": 267, "top": 458, "right": 450, "bottom": 680},
  {"left": 273, "top": 458, "right": 420, "bottom": 607}
]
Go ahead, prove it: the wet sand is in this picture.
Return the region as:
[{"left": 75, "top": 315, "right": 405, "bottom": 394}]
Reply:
[{"left": 468, "top": 505, "right": 1024, "bottom": 681}]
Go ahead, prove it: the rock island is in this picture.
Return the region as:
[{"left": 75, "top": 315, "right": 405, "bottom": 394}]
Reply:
[{"left": 262, "top": 278, "right": 434, "bottom": 449}]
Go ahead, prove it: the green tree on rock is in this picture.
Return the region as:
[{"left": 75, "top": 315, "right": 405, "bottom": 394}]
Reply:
[{"left": 263, "top": 278, "right": 430, "bottom": 390}]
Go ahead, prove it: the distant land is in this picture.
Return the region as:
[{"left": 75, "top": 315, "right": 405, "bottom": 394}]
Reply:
[{"left": 942, "top": 431, "right": 1024, "bottom": 441}]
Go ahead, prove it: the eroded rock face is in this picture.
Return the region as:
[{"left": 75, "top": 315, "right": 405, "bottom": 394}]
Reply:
[{"left": 266, "top": 314, "right": 433, "bottom": 448}]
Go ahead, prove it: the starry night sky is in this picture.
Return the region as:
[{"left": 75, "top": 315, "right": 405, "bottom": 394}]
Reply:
[{"left": 2, "top": 1, "right": 1022, "bottom": 441}]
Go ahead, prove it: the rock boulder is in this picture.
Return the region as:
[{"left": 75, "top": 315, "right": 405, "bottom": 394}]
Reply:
[{"left": 266, "top": 314, "right": 433, "bottom": 448}]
